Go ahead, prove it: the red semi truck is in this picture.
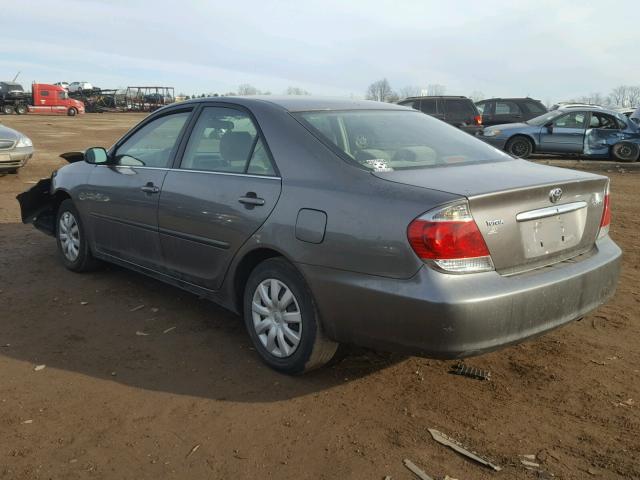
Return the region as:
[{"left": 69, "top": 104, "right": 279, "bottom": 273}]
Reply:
[{"left": 0, "top": 82, "right": 85, "bottom": 116}]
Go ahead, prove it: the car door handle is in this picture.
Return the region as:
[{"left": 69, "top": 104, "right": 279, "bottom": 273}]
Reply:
[
  {"left": 239, "top": 193, "right": 265, "bottom": 206},
  {"left": 140, "top": 183, "right": 160, "bottom": 194}
]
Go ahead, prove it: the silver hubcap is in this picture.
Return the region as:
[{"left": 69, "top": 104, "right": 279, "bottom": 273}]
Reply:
[
  {"left": 251, "top": 279, "right": 302, "bottom": 358},
  {"left": 58, "top": 211, "right": 80, "bottom": 262}
]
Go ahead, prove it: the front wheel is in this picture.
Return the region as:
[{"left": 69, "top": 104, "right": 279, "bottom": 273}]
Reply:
[
  {"left": 56, "top": 199, "right": 101, "bottom": 272},
  {"left": 505, "top": 136, "right": 533, "bottom": 158},
  {"left": 611, "top": 142, "right": 639, "bottom": 162},
  {"left": 243, "top": 258, "right": 338, "bottom": 374},
  {"left": 67, "top": 107, "right": 78, "bottom": 117}
]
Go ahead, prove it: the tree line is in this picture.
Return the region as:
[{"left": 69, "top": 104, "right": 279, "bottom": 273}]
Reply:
[{"left": 179, "top": 84, "right": 310, "bottom": 99}]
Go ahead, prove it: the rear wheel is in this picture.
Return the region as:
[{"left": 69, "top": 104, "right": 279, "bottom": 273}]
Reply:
[
  {"left": 15, "top": 104, "right": 27, "bottom": 115},
  {"left": 67, "top": 107, "right": 78, "bottom": 117},
  {"left": 611, "top": 142, "right": 639, "bottom": 162},
  {"left": 243, "top": 258, "right": 338, "bottom": 374},
  {"left": 56, "top": 199, "right": 101, "bottom": 272},
  {"left": 506, "top": 136, "right": 533, "bottom": 158},
  {"left": 2, "top": 104, "right": 14, "bottom": 115}
]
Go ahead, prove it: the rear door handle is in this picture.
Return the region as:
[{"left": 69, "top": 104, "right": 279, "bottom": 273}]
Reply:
[
  {"left": 239, "top": 192, "right": 265, "bottom": 206},
  {"left": 141, "top": 183, "right": 160, "bottom": 194}
]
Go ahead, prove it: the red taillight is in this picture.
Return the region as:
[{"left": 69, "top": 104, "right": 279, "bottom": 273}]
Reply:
[
  {"left": 408, "top": 220, "right": 490, "bottom": 259},
  {"left": 474, "top": 115, "right": 482, "bottom": 125},
  {"left": 408, "top": 201, "right": 494, "bottom": 273},
  {"left": 598, "top": 188, "right": 611, "bottom": 238}
]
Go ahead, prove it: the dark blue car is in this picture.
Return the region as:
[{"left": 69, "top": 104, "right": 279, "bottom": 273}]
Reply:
[{"left": 480, "top": 107, "right": 640, "bottom": 162}]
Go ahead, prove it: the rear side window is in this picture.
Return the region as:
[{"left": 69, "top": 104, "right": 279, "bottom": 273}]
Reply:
[
  {"left": 495, "top": 101, "right": 522, "bottom": 115},
  {"left": 525, "top": 101, "right": 546, "bottom": 114},
  {"left": 180, "top": 106, "right": 275, "bottom": 175},
  {"left": 420, "top": 98, "right": 438, "bottom": 114},
  {"left": 443, "top": 99, "right": 475, "bottom": 118}
]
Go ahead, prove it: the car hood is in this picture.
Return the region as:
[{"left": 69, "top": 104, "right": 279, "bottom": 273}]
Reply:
[
  {"left": 0, "top": 125, "right": 22, "bottom": 141},
  {"left": 371, "top": 158, "right": 599, "bottom": 197},
  {"left": 484, "top": 122, "right": 533, "bottom": 132}
]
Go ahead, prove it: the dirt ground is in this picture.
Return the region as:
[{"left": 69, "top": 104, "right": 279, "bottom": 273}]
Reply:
[{"left": 1, "top": 113, "right": 639, "bottom": 480}]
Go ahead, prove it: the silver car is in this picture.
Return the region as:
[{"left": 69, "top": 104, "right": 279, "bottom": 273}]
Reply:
[
  {"left": 18, "top": 97, "right": 621, "bottom": 374},
  {"left": 0, "top": 124, "right": 33, "bottom": 173}
]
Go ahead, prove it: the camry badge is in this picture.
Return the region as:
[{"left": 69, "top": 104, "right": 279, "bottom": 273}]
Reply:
[{"left": 549, "top": 188, "right": 563, "bottom": 204}]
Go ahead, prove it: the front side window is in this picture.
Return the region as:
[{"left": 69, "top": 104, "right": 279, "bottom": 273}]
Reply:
[
  {"left": 420, "top": 99, "right": 438, "bottom": 114},
  {"left": 553, "top": 112, "right": 587, "bottom": 129},
  {"left": 180, "top": 106, "right": 275, "bottom": 175},
  {"left": 295, "top": 109, "right": 509, "bottom": 171},
  {"left": 115, "top": 111, "right": 191, "bottom": 168}
]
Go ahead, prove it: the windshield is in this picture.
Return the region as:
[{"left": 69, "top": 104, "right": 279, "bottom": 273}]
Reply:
[
  {"left": 526, "top": 111, "right": 563, "bottom": 126},
  {"left": 294, "top": 110, "right": 509, "bottom": 171}
]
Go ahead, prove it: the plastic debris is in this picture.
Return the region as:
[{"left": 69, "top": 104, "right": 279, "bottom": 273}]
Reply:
[
  {"left": 34, "top": 364, "right": 46, "bottom": 371},
  {"left": 450, "top": 363, "right": 491, "bottom": 381},
  {"left": 135, "top": 331, "right": 149, "bottom": 336},
  {"left": 163, "top": 326, "right": 176, "bottom": 334},
  {"left": 186, "top": 444, "right": 200, "bottom": 458},
  {"left": 402, "top": 459, "right": 434, "bottom": 480},
  {"left": 80, "top": 301, "right": 89, "bottom": 305},
  {"left": 129, "top": 304, "right": 145, "bottom": 312},
  {"left": 22, "top": 419, "right": 33, "bottom": 424},
  {"left": 428, "top": 428, "right": 501, "bottom": 471}
]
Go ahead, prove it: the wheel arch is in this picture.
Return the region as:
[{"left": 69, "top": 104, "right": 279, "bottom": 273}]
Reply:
[
  {"left": 506, "top": 133, "right": 537, "bottom": 153},
  {"left": 232, "top": 247, "right": 287, "bottom": 313}
]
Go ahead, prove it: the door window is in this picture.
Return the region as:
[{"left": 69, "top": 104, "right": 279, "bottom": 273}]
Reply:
[
  {"left": 180, "top": 106, "right": 275, "bottom": 175},
  {"left": 553, "top": 112, "right": 587, "bottom": 129},
  {"left": 589, "top": 113, "right": 621, "bottom": 130},
  {"left": 114, "top": 111, "right": 190, "bottom": 168},
  {"left": 420, "top": 99, "right": 438, "bottom": 114},
  {"left": 495, "top": 101, "right": 522, "bottom": 115},
  {"left": 399, "top": 100, "right": 417, "bottom": 109},
  {"left": 525, "top": 101, "right": 546, "bottom": 114}
]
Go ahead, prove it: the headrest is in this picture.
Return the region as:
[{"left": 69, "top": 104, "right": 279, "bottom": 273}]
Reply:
[{"left": 220, "top": 131, "right": 253, "bottom": 164}]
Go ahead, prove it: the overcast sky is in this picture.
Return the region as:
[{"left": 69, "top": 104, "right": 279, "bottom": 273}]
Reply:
[{"left": 1, "top": 0, "right": 638, "bottom": 102}]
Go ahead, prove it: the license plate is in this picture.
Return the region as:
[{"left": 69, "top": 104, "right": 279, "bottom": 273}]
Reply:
[{"left": 520, "top": 214, "right": 581, "bottom": 258}]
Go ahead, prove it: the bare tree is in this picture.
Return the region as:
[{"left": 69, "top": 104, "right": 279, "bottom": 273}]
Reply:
[
  {"left": 627, "top": 87, "right": 640, "bottom": 107},
  {"left": 365, "top": 78, "right": 396, "bottom": 102},
  {"left": 609, "top": 85, "right": 630, "bottom": 107},
  {"left": 468, "top": 91, "right": 485, "bottom": 102},
  {"left": 427, "top": 84, "right": 446, "bottom": 96},
  {"left": 285, "top": 86, "right": 310, "bottom": 95},
  {"left": 238, "top": 84, "right": 260, "bottom": 96},
  {"left": 398, "top": 85, "right": 421, "bottom": 99}
]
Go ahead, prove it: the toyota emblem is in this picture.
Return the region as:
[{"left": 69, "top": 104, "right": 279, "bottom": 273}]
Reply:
[{"left": 549, "top": 188, "right": 563, "bottom": 203}]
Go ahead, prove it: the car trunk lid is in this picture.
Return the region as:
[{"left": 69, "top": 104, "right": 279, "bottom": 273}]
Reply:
[{"left": 373, "top": 159, "right": 608, "bottom": 274}]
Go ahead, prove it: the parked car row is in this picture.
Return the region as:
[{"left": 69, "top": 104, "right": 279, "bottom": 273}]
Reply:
[{"left": 399, "top": 95, "right": 640, "bottom": 162}]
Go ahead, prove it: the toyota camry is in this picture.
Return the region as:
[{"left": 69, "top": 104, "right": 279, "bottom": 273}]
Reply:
[{"left": 18, "top": 97, "right": 621, "bottom": 374}]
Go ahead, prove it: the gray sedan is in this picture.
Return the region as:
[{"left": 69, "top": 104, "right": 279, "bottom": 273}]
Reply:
[
  {"left": 0, "top": 123, "right": 33, "bottom": 173},
  {"left": 18, "top": 97, "right": 621, "bottom": 374}
]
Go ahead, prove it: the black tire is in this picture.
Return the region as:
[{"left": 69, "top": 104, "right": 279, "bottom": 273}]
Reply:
[
  {"left": 15, "top": 104, "right": 27, "bottom": 115},
  {"left": 55, "top": 199, "right": 101, "bottom": 272},
  {"left": 2, "top": 104, "right": 14, "bottom": 115},
  {"left": 611, "top": 142, "right": 639, "bottom": 163},
  {"left": 243, "top": 257, "right": 338, "bottom": 374},
  {"left": 505, "top": 136, "right": 533, "bottom": 158},
  {"left": 67, "top": 107, "right": 77, "bottom": 117}
]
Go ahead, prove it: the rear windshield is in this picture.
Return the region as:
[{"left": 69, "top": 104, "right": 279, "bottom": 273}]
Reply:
[
  {"left": 444, "top": 99, "right": 476, "bottom": 117},
  {"left": 294, "top": 110, "right": 509, "bottom": 171}
]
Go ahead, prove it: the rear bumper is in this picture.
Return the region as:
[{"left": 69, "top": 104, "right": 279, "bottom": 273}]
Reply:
[
  {"left": 300, "top": 236, "right": 621, "bottom": 358},
  {"left": 459, "top": 125, "right": 483, "bottom": 136},
  {"left": 0, "top": 146, "right": 33, "bottom": 170}
]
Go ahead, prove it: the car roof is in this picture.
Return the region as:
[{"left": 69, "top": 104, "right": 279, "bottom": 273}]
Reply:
[
  {"left": 476, "top": 97, "right": 542, "bottom": 102},
  {"left": 177, "top": 96, "right": 410, "bottom": 112},
  {"left": 557, "top": 106, "right": 625, "bottom": 116},
  {"left": 402, "top": 95, "right": 469, "bottom": 100}
]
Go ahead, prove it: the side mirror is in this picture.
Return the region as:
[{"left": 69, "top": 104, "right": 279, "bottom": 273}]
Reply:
[
  {"left": 544, "top": 122, "right": 553, "bottom": 133},
  {"left": 84, "top": 147, "right": 109, "bottom": 164}
]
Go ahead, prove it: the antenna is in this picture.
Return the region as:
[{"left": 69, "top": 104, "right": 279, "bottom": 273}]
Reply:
[{"left": 12, "top": 71, "right": 21, "bottom": 82}]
